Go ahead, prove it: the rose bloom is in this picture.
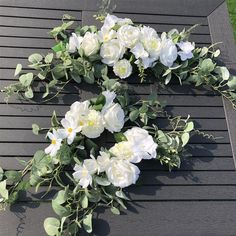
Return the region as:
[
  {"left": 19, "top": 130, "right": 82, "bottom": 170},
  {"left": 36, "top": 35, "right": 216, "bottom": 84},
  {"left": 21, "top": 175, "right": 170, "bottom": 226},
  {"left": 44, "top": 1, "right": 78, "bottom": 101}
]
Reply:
[
  {"left": 81, "top": 32, "right": 100, "bottom": 57},
  {"left": 100, "top": 39, "right": 125, "bottom": 66},
  {"left": 159, "top": 34, "right": 178, "bottom": 67},
  {"left": 68, "top": 33, "right": 83, "bottom": 53},
  {"left": 124, "top": 127, "right": 157, "bottom": 159},
  {"left": 97, "top": 151, "right": 111, "bottom": 173},
  {"left": 102, "top": 103, "right": 125, "bottom": 133},
  {"left": 109, "top": 140, "right": 142, "bottom": 163},
  {"left": 65, "top": 101, "right": 90, "bottom": 129},
  {"left": 117, "top": 25, "right": 140, "bottom": 48},
  {"left": 113, "top": 59, "right": 132, "bottom": 79},
  {"left": 106, "top": 159, "right": 140, "bottom": 188},
  {"left": 81, "top": 110, "right": 105, "bottom": 138}
]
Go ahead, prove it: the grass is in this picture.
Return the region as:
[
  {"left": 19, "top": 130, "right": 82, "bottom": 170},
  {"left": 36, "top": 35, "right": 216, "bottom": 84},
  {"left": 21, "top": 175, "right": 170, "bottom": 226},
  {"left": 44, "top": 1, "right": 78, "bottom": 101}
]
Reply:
[{"left": 227, "top": 0, "right": 236, "bottom": 40}]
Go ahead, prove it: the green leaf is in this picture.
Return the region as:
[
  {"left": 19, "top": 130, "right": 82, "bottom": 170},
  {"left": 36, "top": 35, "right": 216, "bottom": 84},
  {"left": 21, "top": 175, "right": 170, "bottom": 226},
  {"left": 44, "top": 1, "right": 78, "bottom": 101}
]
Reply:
[
  {"left": 45, "top": 53, "right": 54, "bottom": 64},
  {"left": 14, "top": 64, "right": 22, "bottom": 77},
  {"left": 32, "top": 123, "right": 39, "bottom": 135},
  {"left": 114, "top": 132, "right": 127, "bottom": 142},
  {"left": 94, "top": 176, "right": 111, "bottom": 186},
  {"left": 129, "top": 109, "right": 139, "bottom": 122},
  {"left": 5, "top": 170, "right": 21, "bottom": 183},
  {"left": 213, "top": 49, "right": 220, "bottom": 57},
  {"left": 52, "top": 201, "right": 70, "bottom": 217},
  {"left": 83, "top": 213, "right": 93, "bottom": 233},
  {"left": 52, "top": 42, "right": 64, "bottom": 52},
  {"left": 165, "top": 73, "right": 172, "bottom": 85},
  {"left": 85, "top": 139, "right": 98, "bottom": 152},
  {"left": 54, "top": 188, "right": 68, "bottom": 205},
  {"left": 227, "top": 76, "right": 236, "bottom": 90},
  {"left": 95, "top": 94, "right": 106, "bottom": 106},
  {"left": 181, "top": 133, "right": 190, "bottom": 147},
  {"left": 199, "top": 47, "right": 208, "bottom": 57},
  {"left": 25, "top": 86, "right": 33, "bottom": 99},
  {"left": 28, "top": 53, "right": 43, "bottom": 64},
  {"left": 111, "top": 207, "right": 120, "bottom": 215},
  {"left": 200, "top": 58, "right": 215, "bottom": 74},
  {"left": 83, "top": 71, "right": 95, "bottom": 84},
  {"left": 81, "top": 194, "right": 88, "bottom": 209},
  {"left": 0, "top": 167, "right": 3, "bottom": 181},
  {"left": 115, "top": 190, "right": 130, "bottom": 200},
  {"left": 184, "top": 122, "right": 194, "bottom": 132},
  {"left": 52, "top": 64, "right": 66, "bottom": 79},
  {"left": 44, "top": 217, "right": 60, "bottom": 236},
  {"left": 215, "top": 66, "right": 230, "bottom": 80},
  {"left": 19, "top": 73, "right": 33, "bottom": 87},
  {"left": 70, "top": 71, "right": 81, "bottom": 84},
  {"left": 57, "top": 145, "right": 72, "bottom": 165},
  {"left": 139, "top": 104, "right": 148, "bottom": 113},
  {"left": 0, "top": 180, "right": 8, "bottom": 201}
]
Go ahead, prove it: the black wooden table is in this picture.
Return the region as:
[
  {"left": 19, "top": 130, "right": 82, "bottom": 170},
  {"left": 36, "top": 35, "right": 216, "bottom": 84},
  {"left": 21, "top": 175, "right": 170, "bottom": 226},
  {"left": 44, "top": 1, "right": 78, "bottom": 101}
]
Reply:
[{"left": 0, "top": 0, "right": 236, "bottom": 235}]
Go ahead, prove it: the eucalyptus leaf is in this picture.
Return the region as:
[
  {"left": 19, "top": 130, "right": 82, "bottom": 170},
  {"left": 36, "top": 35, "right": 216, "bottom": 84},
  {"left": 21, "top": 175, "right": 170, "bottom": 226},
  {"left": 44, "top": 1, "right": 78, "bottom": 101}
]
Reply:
[
  {"left": 81, "top": 194, "right": 88, "bottom": 209},
  {"left": 14, "top": 64, "right": 22, "bottom": 77},
  {"left": 0, "top": 180, "right": 8, "bottom": 200},
  {"left": 181, "top": 133, "right": 190, "bottom": 147},
  {"left": 5, "top": 170, "right": 21, "bottom": 183},
  {"left": 111, "top": 207, "right": 120, "bottom": 215},
  {"left": 45, "top": 53, "right": 54, "bottom": 64},
  {"left": 44, "top": 217, "right": 60, "bottom": 236},
  {"left": 28, "top": 53, "right": 43, "bottom": 64},
  {"left": 129, "top": 109, "right": 139, "bottom": 122},
  {"left": 25, "top": 86, "right": 33, "bottom": 99},
  {"left": 227, "top": 76, "right": 236, "bottom": 90},
  {"left": 114, "top": 132, "right": 127, "bottom": 142},
  {"left": 19, "top": 73, "right": 33, "bottom": 87},
  {"left": 83, "top": 213, "right": 93, "bottom": 233}
]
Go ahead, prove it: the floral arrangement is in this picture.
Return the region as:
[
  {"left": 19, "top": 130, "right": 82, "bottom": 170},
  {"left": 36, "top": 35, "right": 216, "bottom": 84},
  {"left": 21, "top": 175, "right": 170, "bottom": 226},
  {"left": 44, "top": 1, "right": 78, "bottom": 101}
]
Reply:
[{"left": 0, "top": 12, "right": 235, "bottom": 235}]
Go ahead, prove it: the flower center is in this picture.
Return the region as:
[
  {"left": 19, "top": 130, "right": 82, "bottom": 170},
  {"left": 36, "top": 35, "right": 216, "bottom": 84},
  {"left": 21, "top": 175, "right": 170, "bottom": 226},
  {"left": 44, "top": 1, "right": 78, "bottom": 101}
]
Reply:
[
  {"left": 51, "top": 139, "right": 57, "bottom": 145},
  {"left": 67, "top": 127, "right": 73, "bottom": 133},
  {"left": 79, "top": 121, "right": 84, "bottom": 126},
  {"left": 104, "top": 34, "right": 109, "bottom": 42},
  {"left": 88, "top": 121, "right": 94, "bottom": 126},
  {"left": 119, "top": 67, "right": 126, "bottom": 75}
]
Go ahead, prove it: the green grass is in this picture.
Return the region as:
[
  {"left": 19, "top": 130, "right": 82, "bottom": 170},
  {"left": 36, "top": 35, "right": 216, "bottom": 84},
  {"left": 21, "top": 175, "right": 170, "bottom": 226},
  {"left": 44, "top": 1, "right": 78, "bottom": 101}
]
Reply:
[{"left": 227, "top": 0, "right": 236, "bottom": 40}]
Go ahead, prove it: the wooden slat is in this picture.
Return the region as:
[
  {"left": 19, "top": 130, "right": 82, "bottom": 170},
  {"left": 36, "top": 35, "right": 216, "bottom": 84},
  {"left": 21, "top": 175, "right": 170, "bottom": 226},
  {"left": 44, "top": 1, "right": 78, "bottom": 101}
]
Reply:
[
  {"left": 0, "top": 0, "right": 224, "bottom": 16},
  {"left": 0, "top": 143, "right": 232, "bottom": 156}
]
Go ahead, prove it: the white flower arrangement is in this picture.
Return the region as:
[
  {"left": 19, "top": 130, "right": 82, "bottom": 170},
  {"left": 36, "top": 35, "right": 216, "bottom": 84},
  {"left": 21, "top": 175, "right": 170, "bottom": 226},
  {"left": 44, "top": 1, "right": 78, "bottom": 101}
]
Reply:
[{"left": 1, "top": 12, "right": 236, "bottom": 236}]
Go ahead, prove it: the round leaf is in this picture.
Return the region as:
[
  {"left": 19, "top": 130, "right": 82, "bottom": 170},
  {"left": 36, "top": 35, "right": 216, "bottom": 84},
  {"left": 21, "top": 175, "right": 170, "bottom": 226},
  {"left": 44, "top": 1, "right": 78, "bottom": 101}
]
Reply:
[
  {"left": 28, "top": 53, "right": 43, "bottom": 64},
  {"left": 44, "top": 217, "right": 60, "bottom": 236},
  {"left": 19, "top": 73, "right": 33, "bottom": 87}
]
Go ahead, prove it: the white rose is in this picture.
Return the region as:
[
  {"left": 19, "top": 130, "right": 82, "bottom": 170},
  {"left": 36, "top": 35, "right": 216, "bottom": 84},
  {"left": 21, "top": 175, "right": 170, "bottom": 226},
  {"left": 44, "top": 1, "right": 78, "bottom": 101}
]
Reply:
[
  {"left": 65, "top": 101, "right": 90, "bottom": 129},
  {"left": 81, "top": 110, "right": 105, "bottom": 138},
  {"left": 68, "top": 33, "right": 83, "bottom": 53},
  {"left": 73, "top": 164, "right": 92, "bottom": 188},
  {"left": 98, "top": 29, "right": 116, "bottom": 43},
  {"left": 131, "top": 42, "right": 149, "bottom": 59},
  {"left": 97, "top": 151, "right": 111, "bottom": 173},
  {"left": 100, "top": 39, "right": 125, "bottom": 66},
  {"left": 109, "top": 141, "right": 142, "bottom": 163},
  {"left": 106, "top": 159, "right": 140, "bottom": 188},
  {"left": 143, "top": 37, "right": 162, "bottom": 59},
  {"left": 124, "top": 127, "right": 157, "bottom": 159},
  {"left": 159, "top": 35, "right": 177, "bottom": 67},
  {"left": 117, "top": 25, "right": 140, "bottom": 48},
  {"left": 81, "top": 32, "right": 100, "bottom": 57},
  {"left": 102, "top": 103, "right": 125, "bottom": 133},
  {"left": 113, "top": 59, "right": 132, "bottom": 79},
  {"left": 177, "top": 41, "right": 195, "bottom": 61},
  {"left": 140, "top": 26, "right": 158, "bottom": 41}
]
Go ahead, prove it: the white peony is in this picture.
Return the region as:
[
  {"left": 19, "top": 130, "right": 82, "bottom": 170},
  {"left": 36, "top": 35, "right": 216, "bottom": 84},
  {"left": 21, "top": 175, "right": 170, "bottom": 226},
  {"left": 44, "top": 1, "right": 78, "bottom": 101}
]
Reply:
[
  {"left": 124, "top": 127, "right": 157, "bottom": 159},
  {"left": 97, "top": 151, "right": 111, "bottom": 173},
  {"left": 102, "top": 103, "right": 125, "bottom": 133},
  {"left": 45, "top": 129, "right": 66, "bottom": 157},
  {"left": 68, "top": 33, "right": 83, "bottom": 53},
  {"left": 113, "top": 59, "right": 132, "bottom": 79},
  {"left": 177, "top": 41, "right": 195, "bottom": 61},
  {"left": 73, "top": 164, "right": 92, "bottom": 188},
  {"left": 100, "top": 39, "right": 125, "bottom": 66},
  {"left": 106, "top": 159, "right": 140, "bottom": 188},
  {"left": 61, "top": 116, "right": 81, "bottom": 145},
  {"left": 98, "top": 29, "right": 116, "bottom": 43},
  {"left": 109, "top": 141, "right": 142, "bottom": 163},
  {"left": 143, "top": 37, "right": 162, "bottom": 59},
  {"left": 83, "top": 157, "right": 99, "bottom": 175},
  {"left": 131, "top": 42, "right": 149, "bottom": 59},
  {"left": 65, "top": 101, "right": 90, "bottom": 129},
  {"left": 159, "top": 35, "right": 178, "bottom": 67},
  {"left": 81, "top": 32, "right": 100, "bottom": 57},
  {"left": 81, "top": 110, "right": 105, "bottom": 138},
  {"left": 102, "top": 14, "right": 119, "bottom": 31},
  {"left": 117, "top": 25, "right": 140, "bottom": 48}
]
